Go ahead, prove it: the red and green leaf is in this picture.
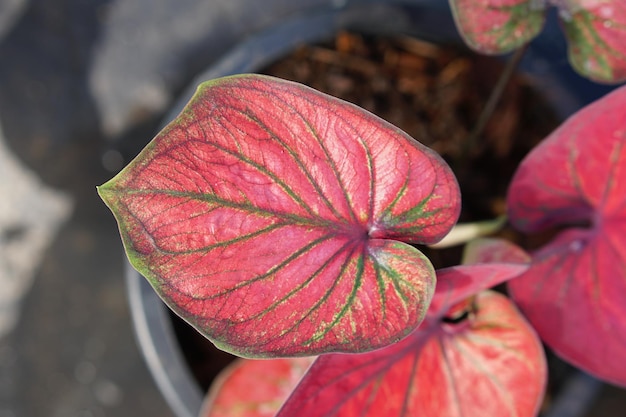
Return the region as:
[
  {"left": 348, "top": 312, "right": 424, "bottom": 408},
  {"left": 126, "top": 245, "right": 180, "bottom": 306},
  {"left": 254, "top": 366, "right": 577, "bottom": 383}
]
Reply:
[
  {"left": 449, "top": 0, "right": 547, "bottom": 54},
  {"left": 559, "top": 0, "right": 626, "bottom": 83},
  {"left": 201, "top": 357, "right": 314, "bottom": 417},
  {"left": 276, "top": 265, "right": 545, "bottom": 417},
  {"left": 98, "top": 74, "right": 460, "bottom": 358},
  {"left": 507, "top": 84, "right": 626, "bottom": 386}
]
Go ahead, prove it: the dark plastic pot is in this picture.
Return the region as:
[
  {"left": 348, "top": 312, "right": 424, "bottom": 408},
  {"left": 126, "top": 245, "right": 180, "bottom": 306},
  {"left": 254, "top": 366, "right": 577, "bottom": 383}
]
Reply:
[{"left": 125, "top": 2, "right": 614, "bottom": 417}]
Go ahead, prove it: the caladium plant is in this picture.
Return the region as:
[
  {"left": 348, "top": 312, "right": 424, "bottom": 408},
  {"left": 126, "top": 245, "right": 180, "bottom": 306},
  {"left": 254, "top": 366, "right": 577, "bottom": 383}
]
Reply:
[
  {"left": 98, "top": 75, "right": 461, "bottom": 358},
  {"left": 98, "top": 14, "right": 626, "bottom": 417},
  {"left": 449, "top": 0, "right": 626, "bottom": 83},
  {"left": 507, "top": 84, "right": 626, "bottom": 386},
  {"left": 201, "top": 239, "right": 543, "bottom": 417}
]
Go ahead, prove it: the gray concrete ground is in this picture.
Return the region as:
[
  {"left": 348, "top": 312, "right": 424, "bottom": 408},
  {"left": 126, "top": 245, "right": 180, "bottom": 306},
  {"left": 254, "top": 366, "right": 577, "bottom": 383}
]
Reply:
[{"left": 0, "top": 1, "right": 183, "bottom": 414}]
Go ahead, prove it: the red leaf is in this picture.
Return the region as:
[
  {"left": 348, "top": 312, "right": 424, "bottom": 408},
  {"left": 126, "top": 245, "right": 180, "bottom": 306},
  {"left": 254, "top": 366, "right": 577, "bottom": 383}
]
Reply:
[
  {"left": 449, "top": 0, "right": 546, "bottom": 54},
  {"left": 559, "top": 1, "right": 626, "bottom": 83},
  {"left": 98, "top": 75, "right": 460, "bottom": 357},
  {"left": 507, "top": 85, "right": 626, "bottom": 386},
  {"left": 201, "top": 357, "right": 314, "bottom": 417},
  {"left": 429, "top": 263, "right": 528, "bottom": 319},
  {"left": 277, "top": 267, "right": 545, "bottom": 417},
  {"left": 461, "top": 237, "right": 531, "bottom": 265}
]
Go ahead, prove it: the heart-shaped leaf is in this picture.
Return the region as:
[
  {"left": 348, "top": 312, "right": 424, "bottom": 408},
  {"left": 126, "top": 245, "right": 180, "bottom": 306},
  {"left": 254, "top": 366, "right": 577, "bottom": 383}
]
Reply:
[
  {"left": 276, "top": 265, "right": 545, "bottom": 417},
  {"left": 449, "top": 0, "right": 546, "bottom": 54},
  {"left": 201, "top": 357, "right": 314, "bottom": 417},
  {"left": 559, "top": 0, "right": 626, "bottom": 83},
  {"left": 507, "top": 85, "right": 626, "bottom": 386},
  {"left": 98, "top": 74, "right": 460, "bottom": 357}
]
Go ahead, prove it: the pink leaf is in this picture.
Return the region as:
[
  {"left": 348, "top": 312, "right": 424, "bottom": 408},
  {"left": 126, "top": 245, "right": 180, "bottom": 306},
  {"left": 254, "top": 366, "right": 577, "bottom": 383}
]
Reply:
[
  {"left": 201, "top": 357, "right": 314, "bottom": 417},
  {"left": 559, "top": 1, "right": 626, "bottom": 83},
  {"left": 277, "top": 269, "right": 545, "bottom": 417},
  {"left": 98, "top": 74, "right": 460, "bottom": 357},
  {"left": 429, "top": 263, "right": 528, "bottom": 318},
  {"left": 449, "top": 0, "right": 547, "bottom": 54},
  {"left": 461, "top": 237, "right": 531, "bottom": 265},
  {"left": 507, "top": 85, "right": 626, "bottom": 386}
]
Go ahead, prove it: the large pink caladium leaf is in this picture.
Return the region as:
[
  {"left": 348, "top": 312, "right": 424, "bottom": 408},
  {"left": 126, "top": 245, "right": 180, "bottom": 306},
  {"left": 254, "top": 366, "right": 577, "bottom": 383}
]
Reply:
[
  {"left": 98, "top": 74, "right": 460, "bottom": 357},
  {"left": 560, "top": 0, "right": 626, "bottom": 83},
  {"left": 507, "top": 85, "right": 626, "bottom": 386},
  {"left": 449, "top": 0, "right": 546, "bottom": 54},
  {"left": 201, "top": 357, "right": 314, "bottom": 417},
  {"left": 277, "top": 264, "right": 546, "bottom": 417}
]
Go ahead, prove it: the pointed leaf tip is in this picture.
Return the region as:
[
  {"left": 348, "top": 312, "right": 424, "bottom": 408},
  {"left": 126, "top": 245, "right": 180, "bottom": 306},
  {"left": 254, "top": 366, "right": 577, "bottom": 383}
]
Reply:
[{"left": 99, "top": 74, "right": 460, "bottom": 357}]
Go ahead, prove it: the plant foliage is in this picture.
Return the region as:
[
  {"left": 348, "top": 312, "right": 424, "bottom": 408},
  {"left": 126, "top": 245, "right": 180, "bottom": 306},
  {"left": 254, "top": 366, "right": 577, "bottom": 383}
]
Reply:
[{"left": 98, "top": 75, "right": 460, "bottom": 358}]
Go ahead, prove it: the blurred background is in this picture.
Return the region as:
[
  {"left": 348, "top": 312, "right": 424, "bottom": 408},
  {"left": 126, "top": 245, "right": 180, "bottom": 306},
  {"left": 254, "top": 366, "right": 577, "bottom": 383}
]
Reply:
[{"left": 1, "top": 1, "right": 625, "bottom": 416}]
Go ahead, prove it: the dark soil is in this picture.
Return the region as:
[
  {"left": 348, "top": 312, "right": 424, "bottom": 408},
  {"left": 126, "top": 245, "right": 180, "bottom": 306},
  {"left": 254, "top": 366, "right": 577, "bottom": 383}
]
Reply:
[
  {"left": 262, "top": 32, "right": 559, "bottom": 224},
  {"left": 172, "top": 30, "right": 566, "bottom": 399}
]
